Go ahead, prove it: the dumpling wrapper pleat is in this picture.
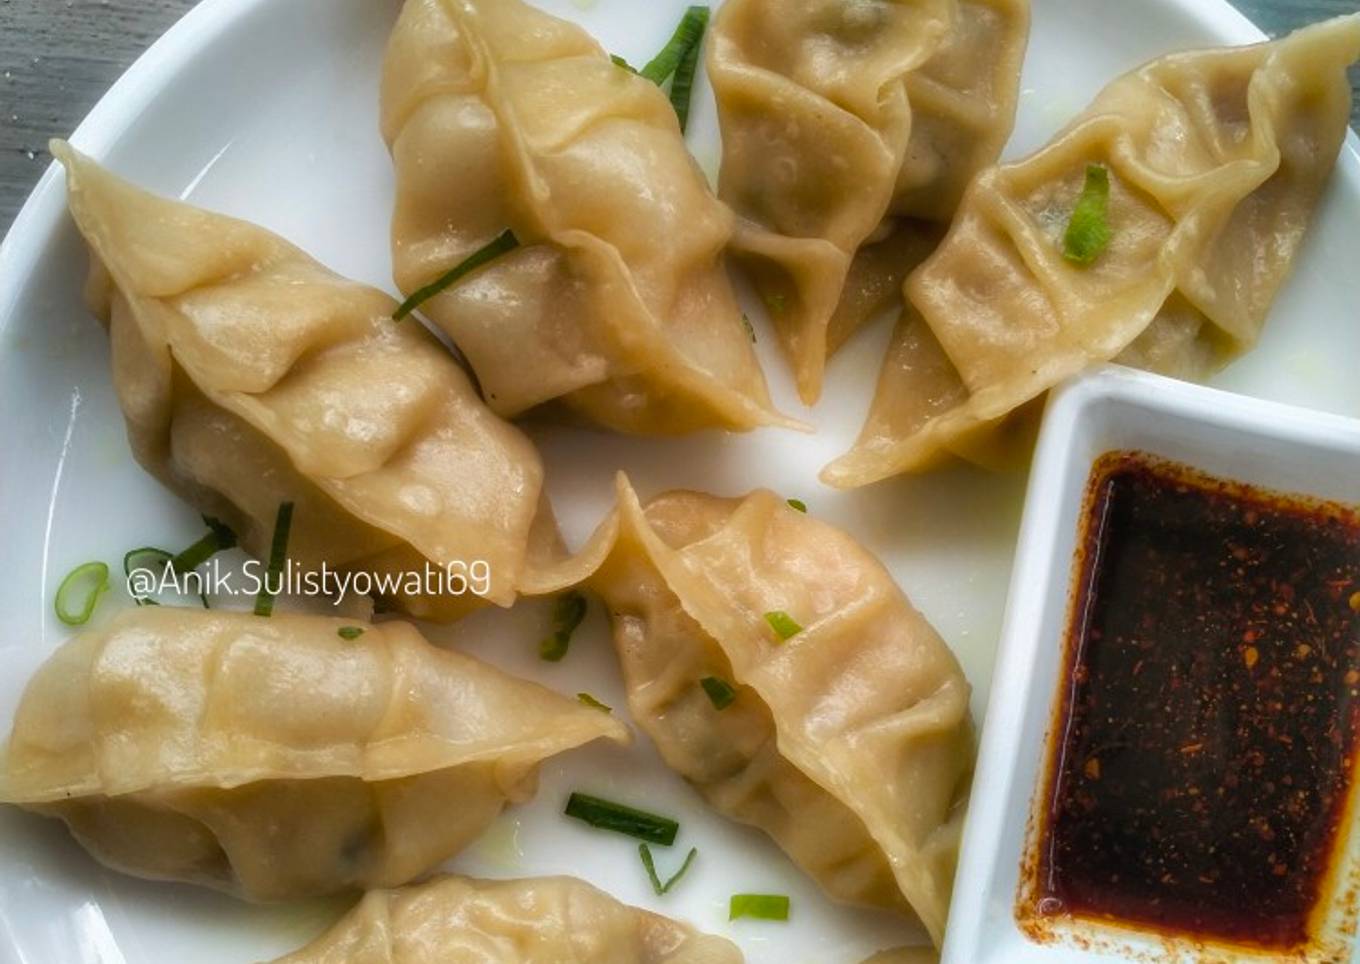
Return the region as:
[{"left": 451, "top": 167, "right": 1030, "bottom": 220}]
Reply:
[
  {"left": 270, "top": 875, "right": 743, "bottom": 963},
  {"left": 381, "top": 0, "right": 798, "bottom": 436},
  {"left": 825, "top": 15, "right": 1360, "bottom": 487},
  {"left": 0, "top": 609, "right": 628, "bottom": 901},
  {"left": 709, "top": 0, "right": 1030, "bottom": 403},
  {"left": 580, "top": 475, "right": 972, "bottom": 947},
  {"left": 54, "top": 142, "right": 575, "bottom": 620}
]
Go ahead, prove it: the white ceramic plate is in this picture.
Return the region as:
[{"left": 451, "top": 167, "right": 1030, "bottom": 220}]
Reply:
[{"left": 0, "top": 0, "right": 1356, "bottom": 961}]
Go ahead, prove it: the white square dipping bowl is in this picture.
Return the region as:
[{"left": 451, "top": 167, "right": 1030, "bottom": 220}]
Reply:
[{"left": 944, "top": 364, "right": 1360, "bottom": 964}]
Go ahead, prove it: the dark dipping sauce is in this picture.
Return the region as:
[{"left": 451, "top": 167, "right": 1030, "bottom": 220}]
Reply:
[{"left": 1034, "top": 451, "right": 1360, "bottom": 950}]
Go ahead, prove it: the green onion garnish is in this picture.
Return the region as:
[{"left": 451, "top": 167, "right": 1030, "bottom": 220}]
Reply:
[
  {"left": 764, "top": 610, "right": 802, "bottom": 641},
  {"left": 124, "top": 546, "right": 169, "bottom": 607},
  {"left": 540, "top": 590, "right": 588, "bottom": 661},
  {"left": 337, "top": 626, "right": 365, "bottom": 641},
  {"left": 253, "top": 501, "right": 294, "bottom": 617},
  {"left": 124, "top": 545, "right": 209, "bottom": 609},
  {"left": 611, "top": 54, "right": 637, "bottom": 73},
  {"left": 668, "top": 7, "right": 708, "bottom": 131},
  {"left": 1063, "top": 164, "right": 1113, "bottom": 266},
  {"left": 729, "top": 893, "right": 790, "bottom": 921},
  {"left": 564, "top": 792, "right": 679, "bottom": 845},
  {"left": 171, "top": 515, "right": 237, "bottom": 573},
  {"left": 577, "top": 692, "right": 612, "bottom": 712},
  {"left": 639, "top": 843, "right": 698, "bottom": 895},
  {"left": 786, "top": 498, "right": 807, "bottom": 513},
  {"left": 700, "top": 675, "right": 736, "bottom": 710},
  {"left": 54, "top": 561, "right": 109, "bottom": 626},
  {"left": 393, "top": 229, "right": 519, "bottom": 321},
  {"left": 742, "top": 314, "right": 756, "bottom": 343},
  {"left": 640, "top": 7, "right": 710, "bottom": 86}
]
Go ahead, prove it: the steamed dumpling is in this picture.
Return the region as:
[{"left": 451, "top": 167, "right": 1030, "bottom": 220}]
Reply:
[
  {"left": 271, "top": 875, "right": 744, "bottom": 963},
  {"left": 54, "top": 142, "right": 567, "bottom": 621},
  {"left": 381, "top": 0, "right": 794, "bottom": 435},
  {"left": 825, "top": 16, "right": 1360, "bottom": 486},
  {"left": 709, "top": 0, "right": 1030, "bottom": 402},
  {"left": 0, "top": 609, "right": 628, "bottom": 901},
  {"left": 582, "top": 476, "right": 973, "bottom": 947}
]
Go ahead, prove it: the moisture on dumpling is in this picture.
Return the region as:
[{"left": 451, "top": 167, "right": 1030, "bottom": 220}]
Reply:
[
  {"left": 380, "top": 0, "right": 796, "bottom": 436},
  {"left": 825, "top": 16, "right": 1360, "bottom": 487},
  {"left": 709, "top": 0, "right": 1030, "bottom": 403},
  {"left": 53, "top": 141, "right": 574, "bottom": 621},
  {"left": 0, "top": 609, "right": 628, "bottom": 901},
  {"left": 271, "top": 875, "right": 744, "bottom": 963},
  {"left": 580, "top": 476, "right": 973, "bottom": 947}
]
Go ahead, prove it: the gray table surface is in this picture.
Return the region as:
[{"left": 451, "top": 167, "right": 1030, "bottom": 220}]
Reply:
[{"left": 0, "top": 0, "right": 1357, "bottom": 233}]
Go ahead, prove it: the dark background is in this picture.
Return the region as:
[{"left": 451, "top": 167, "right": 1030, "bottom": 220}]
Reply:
[{"left": 0, "top": 0, "right": 1356, "bottom": 232}]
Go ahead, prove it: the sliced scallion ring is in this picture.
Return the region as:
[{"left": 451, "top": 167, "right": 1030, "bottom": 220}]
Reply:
[{"left": 54, "top": 561, "right": 109, "bottom": 626}]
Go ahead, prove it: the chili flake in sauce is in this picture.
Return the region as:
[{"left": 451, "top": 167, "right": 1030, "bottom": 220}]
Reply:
[{"left": 1033, "top": 451, "right": 1360, "bottom": 950}]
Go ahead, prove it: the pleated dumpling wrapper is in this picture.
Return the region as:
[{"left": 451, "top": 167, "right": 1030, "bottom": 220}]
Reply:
[
  {"left": 825, "top": 16, "right": 1360, "bottom": 487},
  {"left": 381, "top": 0, "right": 796, "bottom": 436},
  {"left": 581, "top": 476, "right": 973, "bottom": 947},
  {"left": 271, "top": 875, "right": 744, "bottom": 963},
  {"left": 53, "top": 142, "right": 575, "bottom": 621},
  {"left": 0, "top": 609, "right": 628, "bottom": 901},
  {"left": 709, "top": 0, "right": 1031, "bottom": 403}
]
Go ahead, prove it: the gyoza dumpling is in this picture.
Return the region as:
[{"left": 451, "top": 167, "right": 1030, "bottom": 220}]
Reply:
[
  {"left": 0, "top": 609, "right": 628, "bottom": 901},
  {"left": 381, "top": 0, "right": 795, "bottom": 436},
  {"left": 709, "top": 0, "right": 1030, "bottom": 402},
  {"left": 54, "top": 142, "right": 568, "bottom": 621},
  {"left": 583, "top": 476, "right": 973, "bottom": 947},
  {"left": 825, "top": 16, "right": 1360, "bottom": 486},
  {"left": 271, "top": 875, "right": 743, "bottom": 963}
]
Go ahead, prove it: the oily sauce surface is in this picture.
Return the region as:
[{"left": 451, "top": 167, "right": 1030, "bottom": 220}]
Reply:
[{"left": 1036, "top": 451, "right": 1360, "bottom": 949}]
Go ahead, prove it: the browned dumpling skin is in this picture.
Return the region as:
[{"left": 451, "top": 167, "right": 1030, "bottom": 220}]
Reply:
[
  {"left": 825, "top": 16, "right": 1360, "bottom": 487},
  {"left": 271, "top": 875, "right": 744, "bottom": 963},
  {"left": 0, "top": 609, "right": 628, "bottom": 901},
  {"left": 709, "top": 0, "right": 1030, "bottom": 403},
  {"left": 381, "top": 0, "right": 796, "bottom": 436},
  {"left": 53, "top": 142, "right": 577, "bottom": 621},
  {"left": 573, "top": 476, "right": 973, "bottom": 947}
]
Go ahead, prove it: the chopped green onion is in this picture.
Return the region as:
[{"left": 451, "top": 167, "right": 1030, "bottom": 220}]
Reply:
[
  {"left": 741, "top": 314, "right": 757, "bottom": 343},
  {"left": 564, "top": 792, "right": 679, "bottom": 845},
  {"left": 124, "top": 546, "right": 209, "bottom": 608},
  {"left": 54, "top": 561, "right": 109, "bottom": 626},
  {"left": 124, "top": 546, "right": 170, "bottom": 607},
  {"left": 540, "top": 590, "right": 588, "bottom": 661},
  {"left": 700, "top": 675, "right": 736, "bottom": 710},
  {"left": 668, "top": 7, "right": 709, "bottom": 131},
  {"left": 729, "top": 893, "right": 790, "bottom": 921},
  {"left": 337, "top": 626, "right": 365, "bottom": 641},
  {"left": 763, "top": 610, "right": 802, "bottom": 641},
  {"left": 253, "top": 501, "right": 294, "bottom": 617},
  {"left": 1062, "top": 164, "right": 1113, "bottom": 266},
  {"left": 393, "top": 230, "right": 519, "bottom": 321},
  {"left": 641, "top": 7, "right": 710, "bottom": 86},
  {"left": 610, "top": 54, "right": 637, "bottom": 73},
  {"left": 171, "top": 515, "right": 237, "bottom": 573},
  {"left": 786, "top": 498, "right": 807, "bottom": 513},
  {"left": 639, "top": 843, "right": 698, "bottom": 895},
  {"left": 577, "top": 692, "right": 612, "bottom": 712}
]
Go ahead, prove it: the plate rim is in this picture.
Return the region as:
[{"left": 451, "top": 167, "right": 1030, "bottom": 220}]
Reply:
[{"left": 0, "top": 0, "right": 1357, "bottom": 960}]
